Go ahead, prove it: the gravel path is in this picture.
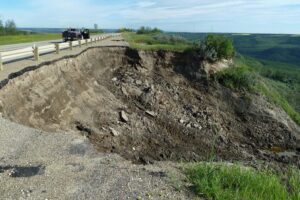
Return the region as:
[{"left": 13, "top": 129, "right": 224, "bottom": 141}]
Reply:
[{"left": 0, "top": 117, "right": 191, "bottom": 199}]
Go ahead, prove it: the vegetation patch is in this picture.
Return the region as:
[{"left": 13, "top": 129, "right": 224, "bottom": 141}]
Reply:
[
  {"left": 136, "top": 26, "right": 162, "bottom": 34},
  {"left": 215, "top": 65, "right": 257, "bottom": 91},
  {"left": 186, "top": 163, "right": 300, "bottom": 200},
  {"left": 122, "top": 32, "right": 194, "bottom": 52},
  {"left": 0, "top": 33, "right": 61, "bottom": 46},
  {"left": 117, "top": 28, "right": 135, "bottom": 33}
]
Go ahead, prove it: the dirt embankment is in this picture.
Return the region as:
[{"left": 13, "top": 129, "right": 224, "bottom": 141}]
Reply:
[{"left": 0, "top": 47, "right": 299, "bottom": 166}]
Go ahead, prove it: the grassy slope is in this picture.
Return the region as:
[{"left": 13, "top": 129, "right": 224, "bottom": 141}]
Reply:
[
  {"left": 122, "top": 32, "right": 193, "bottom": 52},
  {"left": 216, "top": 55, "right": 300, "bottom": 126},
  {"left": 255, "top": 78, "right": 300, "bottom": 125},
  {"left": 0, "top": 33, "right": 61, "bottom": 46}
]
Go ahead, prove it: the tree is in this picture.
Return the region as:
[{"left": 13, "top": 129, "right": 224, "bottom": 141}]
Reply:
[
  {"left": 5, "top": 19, "right": 17, "bottom": 34},
  {"left": 0, "top": 19, "right": 3, "bottom": 34}
]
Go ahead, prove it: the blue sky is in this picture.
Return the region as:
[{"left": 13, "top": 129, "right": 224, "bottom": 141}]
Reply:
[{"left": 1, "top": 0, "right": 300, "bottom": 33}]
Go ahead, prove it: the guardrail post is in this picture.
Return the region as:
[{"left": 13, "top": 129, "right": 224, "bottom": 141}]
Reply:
[
  {"left": 69, "top": 41, "right": 73, "bottom": 50},
  {"left": 79, "top": 40, "right": 82, "bottom": 48},
  {"left": 85, "top": 39, "right": 88, "bottom": 46},
  {"left": 55, "top": 43, "right": 60, "bottom": 54},
  {"left": 34, "top": 46, "right": 39, "bottom": 61},
  {"left": 0, "top": 53, "right": 3, "bottom": 71}
]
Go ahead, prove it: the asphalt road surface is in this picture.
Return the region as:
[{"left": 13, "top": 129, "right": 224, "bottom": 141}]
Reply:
[{"left": 0, "top": 35, "right": 106, "bottom": 52}]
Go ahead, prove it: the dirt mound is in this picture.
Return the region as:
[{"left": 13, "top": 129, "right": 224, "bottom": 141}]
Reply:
[{"left": 0, "top": 47, "right": 299, "bottom": 165}]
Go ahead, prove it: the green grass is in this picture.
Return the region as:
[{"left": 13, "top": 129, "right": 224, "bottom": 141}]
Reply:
[
  {"left": 0, "top": 33, "right": 61, "bottom": 45},
  {"left": 215, "top": 64, "right": 257, "bottom": 91},
  {"left": 186, "top": 163, "right": 300, "bottom": 200},
  {"left": 255, "top": 80, "right": 300, "bottom": 125},
  {"left": 122, "top": 32, "right": 194, "bottom": 52}
]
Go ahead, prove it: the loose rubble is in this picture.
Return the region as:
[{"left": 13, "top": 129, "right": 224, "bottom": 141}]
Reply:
[{"left": 120, "top": 111, "right": 129, "bottom": 122}]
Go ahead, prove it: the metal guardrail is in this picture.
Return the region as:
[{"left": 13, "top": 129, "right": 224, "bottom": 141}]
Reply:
[{"left": 0, "top": 35, "right": 113, "bottom": 70}]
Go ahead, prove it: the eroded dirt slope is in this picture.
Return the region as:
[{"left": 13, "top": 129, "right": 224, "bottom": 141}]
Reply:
[{"left": 0, "top": 47, "right": 299, "bottom": 166}]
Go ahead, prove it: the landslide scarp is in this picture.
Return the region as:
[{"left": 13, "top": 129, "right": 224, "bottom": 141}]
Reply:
[{"left": 0, "top": 47, "right": 299, "bottom": 165}]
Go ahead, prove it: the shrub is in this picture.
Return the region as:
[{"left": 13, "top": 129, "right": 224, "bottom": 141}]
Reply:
[
  {"left": 216, "top": 66, "right": 257, "bottom": 90},
  {"left": 200, "top": 35, "right": 235, "bottom": 61}
]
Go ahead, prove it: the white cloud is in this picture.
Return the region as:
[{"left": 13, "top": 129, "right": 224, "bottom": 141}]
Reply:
[{"left": 1, "top": 0, "right": 300, "bottom": 33}]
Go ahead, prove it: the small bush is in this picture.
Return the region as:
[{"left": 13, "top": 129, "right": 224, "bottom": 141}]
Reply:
[
  {"left": 186, "top": 163, "right": 300, "bottom": 200},
  {"left": 200, "top": 35, "right": 235, "bottom": 61},
  {"left": 216, "top": 66, "right": 257, "bottom": 90},
  {"left": 136, "top": 26, "right": 162, "bottom": 34}
]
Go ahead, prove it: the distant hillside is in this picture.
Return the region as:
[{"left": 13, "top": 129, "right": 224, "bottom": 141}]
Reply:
[
  {"left": 171, "top": 32, "right": 300, "bottom": 67},
  {"left": 230, "top": 34, "right": 300, "bottom": 66}
]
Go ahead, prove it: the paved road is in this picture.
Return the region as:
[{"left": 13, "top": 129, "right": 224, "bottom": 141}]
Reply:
[
  {"left": 0, "top": 34, "right": 108, "bottom": 52},
  {"left": 0, "top": 39, "right": 62, "bottom": 52}
]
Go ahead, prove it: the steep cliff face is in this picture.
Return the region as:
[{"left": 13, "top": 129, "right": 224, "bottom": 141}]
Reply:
[{"left": 0, "top": 47, "right": 298, "bottom": 165}]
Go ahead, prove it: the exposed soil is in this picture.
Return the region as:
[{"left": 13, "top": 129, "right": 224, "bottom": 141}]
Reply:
[{"left": 0, "top": 47, "right": 299, "bottom": 166}]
